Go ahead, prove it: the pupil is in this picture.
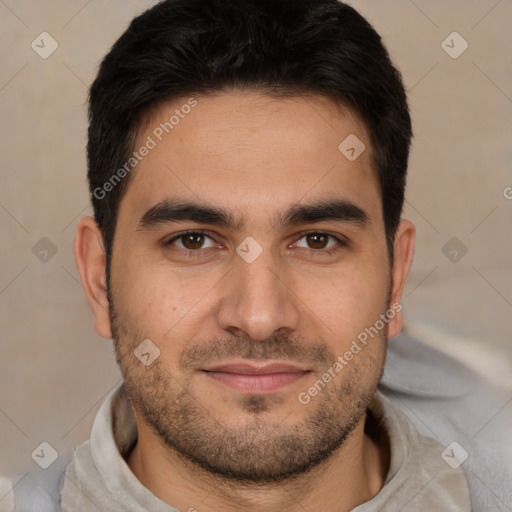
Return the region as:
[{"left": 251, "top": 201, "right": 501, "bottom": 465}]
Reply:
[
  {"left": 308, "top": 234, "right": 327, "bottom": 249},
  {"left": 184, "top": 234, "right": 204, "bottom": 249}
]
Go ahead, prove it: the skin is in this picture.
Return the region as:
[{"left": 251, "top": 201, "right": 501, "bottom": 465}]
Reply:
[{"left": 74, "top": 91, "right": 415, "bottom": 512}]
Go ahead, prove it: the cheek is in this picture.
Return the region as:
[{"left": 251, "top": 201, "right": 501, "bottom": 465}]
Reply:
[
  {"left": 300, "top": 262, "right": 390, "bottom": 343},
  {"left": 111, "top": 256, "right": 221, "bottom": 342}
]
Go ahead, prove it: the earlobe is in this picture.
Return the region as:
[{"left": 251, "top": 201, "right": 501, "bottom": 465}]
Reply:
[
  {"left": 73, "top": 217, "right": 112, "bottom": 339},
  {"left": 387, "top": 219, "right": 415, "bottom": 340}
]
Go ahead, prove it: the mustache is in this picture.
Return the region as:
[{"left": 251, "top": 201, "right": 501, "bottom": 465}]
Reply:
[{"left": 179, "top": 333, "right": 334, "bottom": 370}]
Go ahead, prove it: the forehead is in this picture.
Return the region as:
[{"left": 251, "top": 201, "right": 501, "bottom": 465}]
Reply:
[{"left": 120, "top": 91, "right": 381, "bottom": 225}]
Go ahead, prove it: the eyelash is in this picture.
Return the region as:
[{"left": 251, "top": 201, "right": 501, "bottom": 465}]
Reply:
[
  {"left": 164, "top": 230, "right": 347, "bottom": 257},
  {"left": 165, "top": 231, "right": 218, "bottom": 258}
]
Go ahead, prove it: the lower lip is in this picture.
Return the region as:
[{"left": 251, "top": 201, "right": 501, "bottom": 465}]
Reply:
[{"left": 202, "top": 371, "right": 307, "bottom": 392}]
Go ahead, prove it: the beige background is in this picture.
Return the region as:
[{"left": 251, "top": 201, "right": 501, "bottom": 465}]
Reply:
[{"left": 0, "top": 0, "right": 511, "bottom": 479}]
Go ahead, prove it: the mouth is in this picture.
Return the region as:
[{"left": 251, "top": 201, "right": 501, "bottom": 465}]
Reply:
[{"left": 200, "top": 361, "right": 311, "bottom": 393}]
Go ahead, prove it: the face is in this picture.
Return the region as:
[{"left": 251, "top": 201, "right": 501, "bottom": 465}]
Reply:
[{"left": 92, "top": 91, "right": 409, "bottom": 482}]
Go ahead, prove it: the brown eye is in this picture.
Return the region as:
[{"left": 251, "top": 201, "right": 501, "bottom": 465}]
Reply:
[
  {"left": 306, "top": 233, "right": 329, "bottom": 249},
  {"left": 293, "top": 232, "right": 342, "bottom": 253},
  {"left": 181, "top": 233, "right": 206, "bottom": 250},
  {"left": 166, "top": 231, "right": 216, "bottom": 251}
]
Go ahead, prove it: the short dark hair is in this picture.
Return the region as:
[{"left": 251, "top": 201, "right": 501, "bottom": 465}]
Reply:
[{"left": 87, "top": 0, "right": 412, "bottom": 281}]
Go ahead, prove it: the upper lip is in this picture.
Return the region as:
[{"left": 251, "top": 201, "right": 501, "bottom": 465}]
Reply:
[{"left": 201, "top": 361, "right": 310, "bottom": 375}]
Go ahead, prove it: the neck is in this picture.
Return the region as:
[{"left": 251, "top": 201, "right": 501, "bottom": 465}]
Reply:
[{"left": 127, "top": 412, "right": 389, "bottom": 512}]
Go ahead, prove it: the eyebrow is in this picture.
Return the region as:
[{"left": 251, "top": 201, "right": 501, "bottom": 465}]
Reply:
[
  {"left": 136, "top": 198, "right": 369, "bottom": 231},
  {"left": 281, "top": 199, "right": 369, "bottom": 228},
  {"left": 137, "top": 200, "right": 241, "bottom": 231}
]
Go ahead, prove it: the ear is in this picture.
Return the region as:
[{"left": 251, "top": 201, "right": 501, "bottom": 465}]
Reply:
[
  {"left": 73, "top": 216, "right": 112, "bottom": 339},
  {"left": 387, "top": 219, "right": 415, "bottom": 340}
]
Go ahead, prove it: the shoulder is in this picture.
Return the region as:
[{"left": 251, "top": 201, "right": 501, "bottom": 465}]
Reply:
[
  {"left": 11, "top": 452, "right": 71, "bottom": 512},
  {"left": 380, "top": 332, "right": 512, "bottom": 511}
]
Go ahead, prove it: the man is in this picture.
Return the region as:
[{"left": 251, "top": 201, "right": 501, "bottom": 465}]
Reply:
[{"left": 11, "top": 0, "right": 511, "bottom": 510}]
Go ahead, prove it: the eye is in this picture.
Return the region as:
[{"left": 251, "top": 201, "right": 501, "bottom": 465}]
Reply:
[
  {"left": 293, "top": 232, "right": 343, "bottom": 252},
  {"left": 166, "top": 231, "right": 217, "bottom": 251}
]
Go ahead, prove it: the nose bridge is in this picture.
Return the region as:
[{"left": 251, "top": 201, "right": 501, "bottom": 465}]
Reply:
[
  {"left": 241, "top": 257, "right": 284, "bottom": 308},
  {"left": 217, "top": 245, "right": 300, "bottom": 340}
]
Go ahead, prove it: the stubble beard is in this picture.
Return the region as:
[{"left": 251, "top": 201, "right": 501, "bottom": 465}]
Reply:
[{"left": 110, "top": 299, "right": 388, "bottom": 484}]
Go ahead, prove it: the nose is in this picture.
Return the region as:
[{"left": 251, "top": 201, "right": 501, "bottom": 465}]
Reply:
[{"left": 216, "top": 249, "right": 301, "bottom": 341}]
